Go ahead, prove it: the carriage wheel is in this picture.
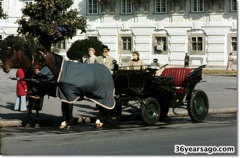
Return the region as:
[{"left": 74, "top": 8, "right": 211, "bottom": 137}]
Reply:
[
  {"left": 140, "top": 97, "right": 160, "bottom": 125},
  {"left": 188, "top": 89, "right": 209, "bottom": 122}
]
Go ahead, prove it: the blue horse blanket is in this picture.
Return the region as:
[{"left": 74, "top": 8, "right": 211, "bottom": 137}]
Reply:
[{"left": 57, "top": 60, "right": 115, "bottom": 109}]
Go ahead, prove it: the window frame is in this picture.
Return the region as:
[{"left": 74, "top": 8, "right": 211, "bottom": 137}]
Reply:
[
  {"left": 230, "top": 0, "right": 237, "bottom": 12},
  {"left": 88, "top": 36, "right": 98, "bottom": 41},
  {"left": 155, "top": 0, "right": 167, "bottom": 13},
  {"left": 121, "top": 36, "right": 132, "bottom": 53},
  {"left": 0, "top": 0, "right": 3, "bottom": 11},
  {"left": 152, "top": 34, "right": 168, "bottom": 54},
  {"left": 87, "top": 0, "right": 99, "bottom": 15},
  {"left": 191, "top": 0, "right": 204, "bottom": 13},
  {"left": 188, "top": 34, "right": 205, "bottom": 55},
  {"left": 25, "top": 1, "right": 33, "bottom": 6},
  {"left": 228, "top": 33, "right": 237, "bottom": 55},
  {"left": 231, "top": 37, "right": 237, "bottom": 52},
  {"left": 52, "top": 40, "right": 66, "bottom": 50},
  {"left": 121, "top": 0, "right": 132, "bottom": 14}
]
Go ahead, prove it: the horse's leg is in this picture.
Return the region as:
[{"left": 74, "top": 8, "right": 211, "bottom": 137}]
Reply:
[
  {"left": 34, "top": 98, "right": 40, "bottom": 128},
  {"left": 96, "top": 105, "right": 104, "bottom": 128},
  {"left": 26, "top": 97, "right": 33, "bottom": 127},
  {"left": 60, "top": 102, "right": 73, "bottom": 130},
  {"left": 34, "top": 97, "right": 43, "bottom": 128},
  {"left": 68, "top": 103, "right": 73, "bottom": 125},
  {"left": 59, "top": 102, "right": 68, "bottom": 129}
]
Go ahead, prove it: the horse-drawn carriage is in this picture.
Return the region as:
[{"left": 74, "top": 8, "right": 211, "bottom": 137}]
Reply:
[
  {"left": 100, "top": 64, "right": 209, "bottom": 126},
  {"left": 1, "top": 35, "right": 208, "bottom": 128}
]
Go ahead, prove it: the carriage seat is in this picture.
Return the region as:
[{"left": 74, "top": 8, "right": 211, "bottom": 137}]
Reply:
[{"left": 160, "top": 68, "right": 192, "bottom": 93}]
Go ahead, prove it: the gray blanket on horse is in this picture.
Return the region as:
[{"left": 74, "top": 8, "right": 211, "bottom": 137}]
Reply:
[{"left": 57, "top": 60, "right": 115, "bottom": 109}]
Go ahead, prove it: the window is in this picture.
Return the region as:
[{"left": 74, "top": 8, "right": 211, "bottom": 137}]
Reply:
[
  {"left": 118, "top": 36, "right": 132, "bottom": 66},
  {"left": 53, "top": 40, "right": 66, "bottom": 50},
  {"left": 230, "top": 0, "right": 237, "bottom": 11},
  {"left": 153, "top": 36, "right": 168, "bottom": 54},
  {"left": 0, "top": 1, "right": 2, "bottom": 9},
  {"left": 24, "top": 0, "right": 33, "bottom": 6},
  {"left": 231, "top": 37, "right": 237, "bottom": 52},
  {"left": 0, "top": 0, "right": 3, "bottom": 12},
  {"left": 191, "top": 0, "right": 204, "bottom": 12},
  {"left": 88, "top": 0, "right": 98, "bottom": 14},
  {"left": 189, "top": 34, "right": 205, "bottom": 54},
  {"left": 192, "top": 37, "right": 203, "bottom": 51},
  {"left": 88, "top": 36, "right": 98, "bottom": 41},
  {"left": 122, "top": 37, "right": 132, "bottom": 52},
  {"left": 121, "top": 0, "right": 132, "bottom": 14},
  {"left": 155, "top": 0, "right": 167, "bottom": 13},
  {"left": 227, "top": 33, "right": 237, "bottom": 55}
]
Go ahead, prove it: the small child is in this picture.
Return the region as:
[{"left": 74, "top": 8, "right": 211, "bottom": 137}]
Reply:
[{"left": 14, "top": 68, "right": 27, "bottom": 111}]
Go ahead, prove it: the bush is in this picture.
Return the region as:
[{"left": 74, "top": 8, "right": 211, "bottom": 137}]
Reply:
[{"left": 66, "top": 38, "right": 104, "bottom": 62}]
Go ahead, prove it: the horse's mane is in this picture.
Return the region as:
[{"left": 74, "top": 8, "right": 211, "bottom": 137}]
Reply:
[{"left": 50, "top": 51, "right": 63, "bottom": 68}]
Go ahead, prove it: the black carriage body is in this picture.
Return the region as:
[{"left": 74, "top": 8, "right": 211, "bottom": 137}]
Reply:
[
  {"left": 101, "top": 65, "right": 209, "bottom": 125},
  {"left": 113, "top": 70, "right": 173, "bottom": 97}
]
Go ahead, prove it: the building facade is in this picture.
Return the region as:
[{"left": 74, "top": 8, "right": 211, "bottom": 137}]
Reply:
[{"left": 0, "top": 0, "right": 237, "bottom": 67}]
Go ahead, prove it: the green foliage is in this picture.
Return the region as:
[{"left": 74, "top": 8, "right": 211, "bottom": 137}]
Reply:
[
  {"left": 0, "top": 35, "right": 42, "bottom": 61},
  {"left": 66, "top": 38, "right": 104, "bottom": 62},
  {"left": 17, "top": 0, "right": 87, "bottom": 50}
]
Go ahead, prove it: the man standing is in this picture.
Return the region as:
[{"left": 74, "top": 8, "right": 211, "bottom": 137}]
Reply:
[
  {"left": 226, "top": 53, "right": 234, "bottom": 70},
  {"left": 184, "top": 53, "right": 189, "bottom": 67},
  {"left": 96, "top": 45, "right": 115, "bottom": 71},
  {"left": 95, "top": 45, "right": 115, "bottom": 112}
]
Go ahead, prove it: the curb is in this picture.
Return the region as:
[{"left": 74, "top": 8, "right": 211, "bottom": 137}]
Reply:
[
  {"left": 167, "top": 107, "right": 237, "bottom": 117},
  {"left": 0, "top": 119, "right": 22, "bottom": 128},
  {"left": 0, "top": 108, "right": 237, "bottom": 128}
]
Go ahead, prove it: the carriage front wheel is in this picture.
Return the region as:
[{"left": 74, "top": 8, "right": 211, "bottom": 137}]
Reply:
[
  {"left": 188, "top": 89, "right": 209, "bottom": 122},
  {"left": 140, "top": 97, "right": 160, "bottom": 125}
]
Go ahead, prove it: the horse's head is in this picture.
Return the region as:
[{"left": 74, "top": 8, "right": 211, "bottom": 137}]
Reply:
[
  {"left": 2, "top": 46, "right": 17, "bottom": 73},
  {"left": 32, "top": 50, "right": 63, "bottom": 78},
  {"left": 1, "top": 35, "right": 33, "bottom": 73}
]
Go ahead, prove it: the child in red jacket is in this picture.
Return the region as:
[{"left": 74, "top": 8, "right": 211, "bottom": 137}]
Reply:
[{"left": 14, "top": 68, "right": 27, "bottom": 111}]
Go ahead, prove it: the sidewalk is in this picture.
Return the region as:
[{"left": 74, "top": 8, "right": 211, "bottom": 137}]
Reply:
[{"left": 0, "top": 68, "right": 237, "bottom": 128}]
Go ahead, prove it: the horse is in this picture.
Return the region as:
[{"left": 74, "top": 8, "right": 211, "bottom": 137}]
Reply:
[
  {"left": 32, "top": 50, "right": 116, "bottom": 127},
  {"left": 1, "top": 36, "right": 71, "bottom": 129}
]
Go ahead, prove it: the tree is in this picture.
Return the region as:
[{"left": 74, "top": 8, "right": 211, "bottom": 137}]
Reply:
[
  {"left": 67, "top": 38, "right": 104, "bottom": 62},
  {"left": 16, "top": 0, "right": 87, "bottom": 50},
  {"left": 0, "top": 35, "right": 40, "bottom": 62}
]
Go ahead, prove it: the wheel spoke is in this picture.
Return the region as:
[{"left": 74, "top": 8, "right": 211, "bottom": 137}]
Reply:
[{"left": 194, "top": 97, "right": 205, "bottom": 115}]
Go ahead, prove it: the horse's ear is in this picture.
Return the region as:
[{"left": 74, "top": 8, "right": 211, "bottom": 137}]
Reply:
[{"left": 38, "top": 51, "right": 47, "bottom": 59}]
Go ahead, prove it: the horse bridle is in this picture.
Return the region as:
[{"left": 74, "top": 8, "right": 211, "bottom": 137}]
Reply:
[{"left": 32, "top": 51, "right": 47, "bottom": 69}]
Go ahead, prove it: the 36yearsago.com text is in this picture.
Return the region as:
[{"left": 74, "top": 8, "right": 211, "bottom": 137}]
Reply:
[{"left": 174, "top": 144, "right": 235, "bottom": 155}]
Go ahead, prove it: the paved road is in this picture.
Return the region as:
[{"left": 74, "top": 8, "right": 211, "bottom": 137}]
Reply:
[
  {"left": 0, "top": 113, "right": 237, "bottom": 155},
  {"left": 0, "top": 68, "right": 237, "bottom": 126}
]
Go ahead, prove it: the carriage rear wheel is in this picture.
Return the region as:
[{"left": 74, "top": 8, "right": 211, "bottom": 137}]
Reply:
[
  {"left": 140, "top": 97, "right": 160, "bottom": 125},
  {"left": 188, "top": 89, "right": 209, "bottom": 122}
]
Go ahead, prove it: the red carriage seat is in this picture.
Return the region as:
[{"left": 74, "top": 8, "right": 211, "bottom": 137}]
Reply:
[{"left": 160, "top": 68, "right": 192, "bottom": 93}]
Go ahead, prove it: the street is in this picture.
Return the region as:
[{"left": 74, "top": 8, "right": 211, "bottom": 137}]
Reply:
[
  {"left": 0, "top": 113, "right": 237, "bottom": 155},
  {"left": 0, "top": 68, "right": 238, "bottom": 155}
]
